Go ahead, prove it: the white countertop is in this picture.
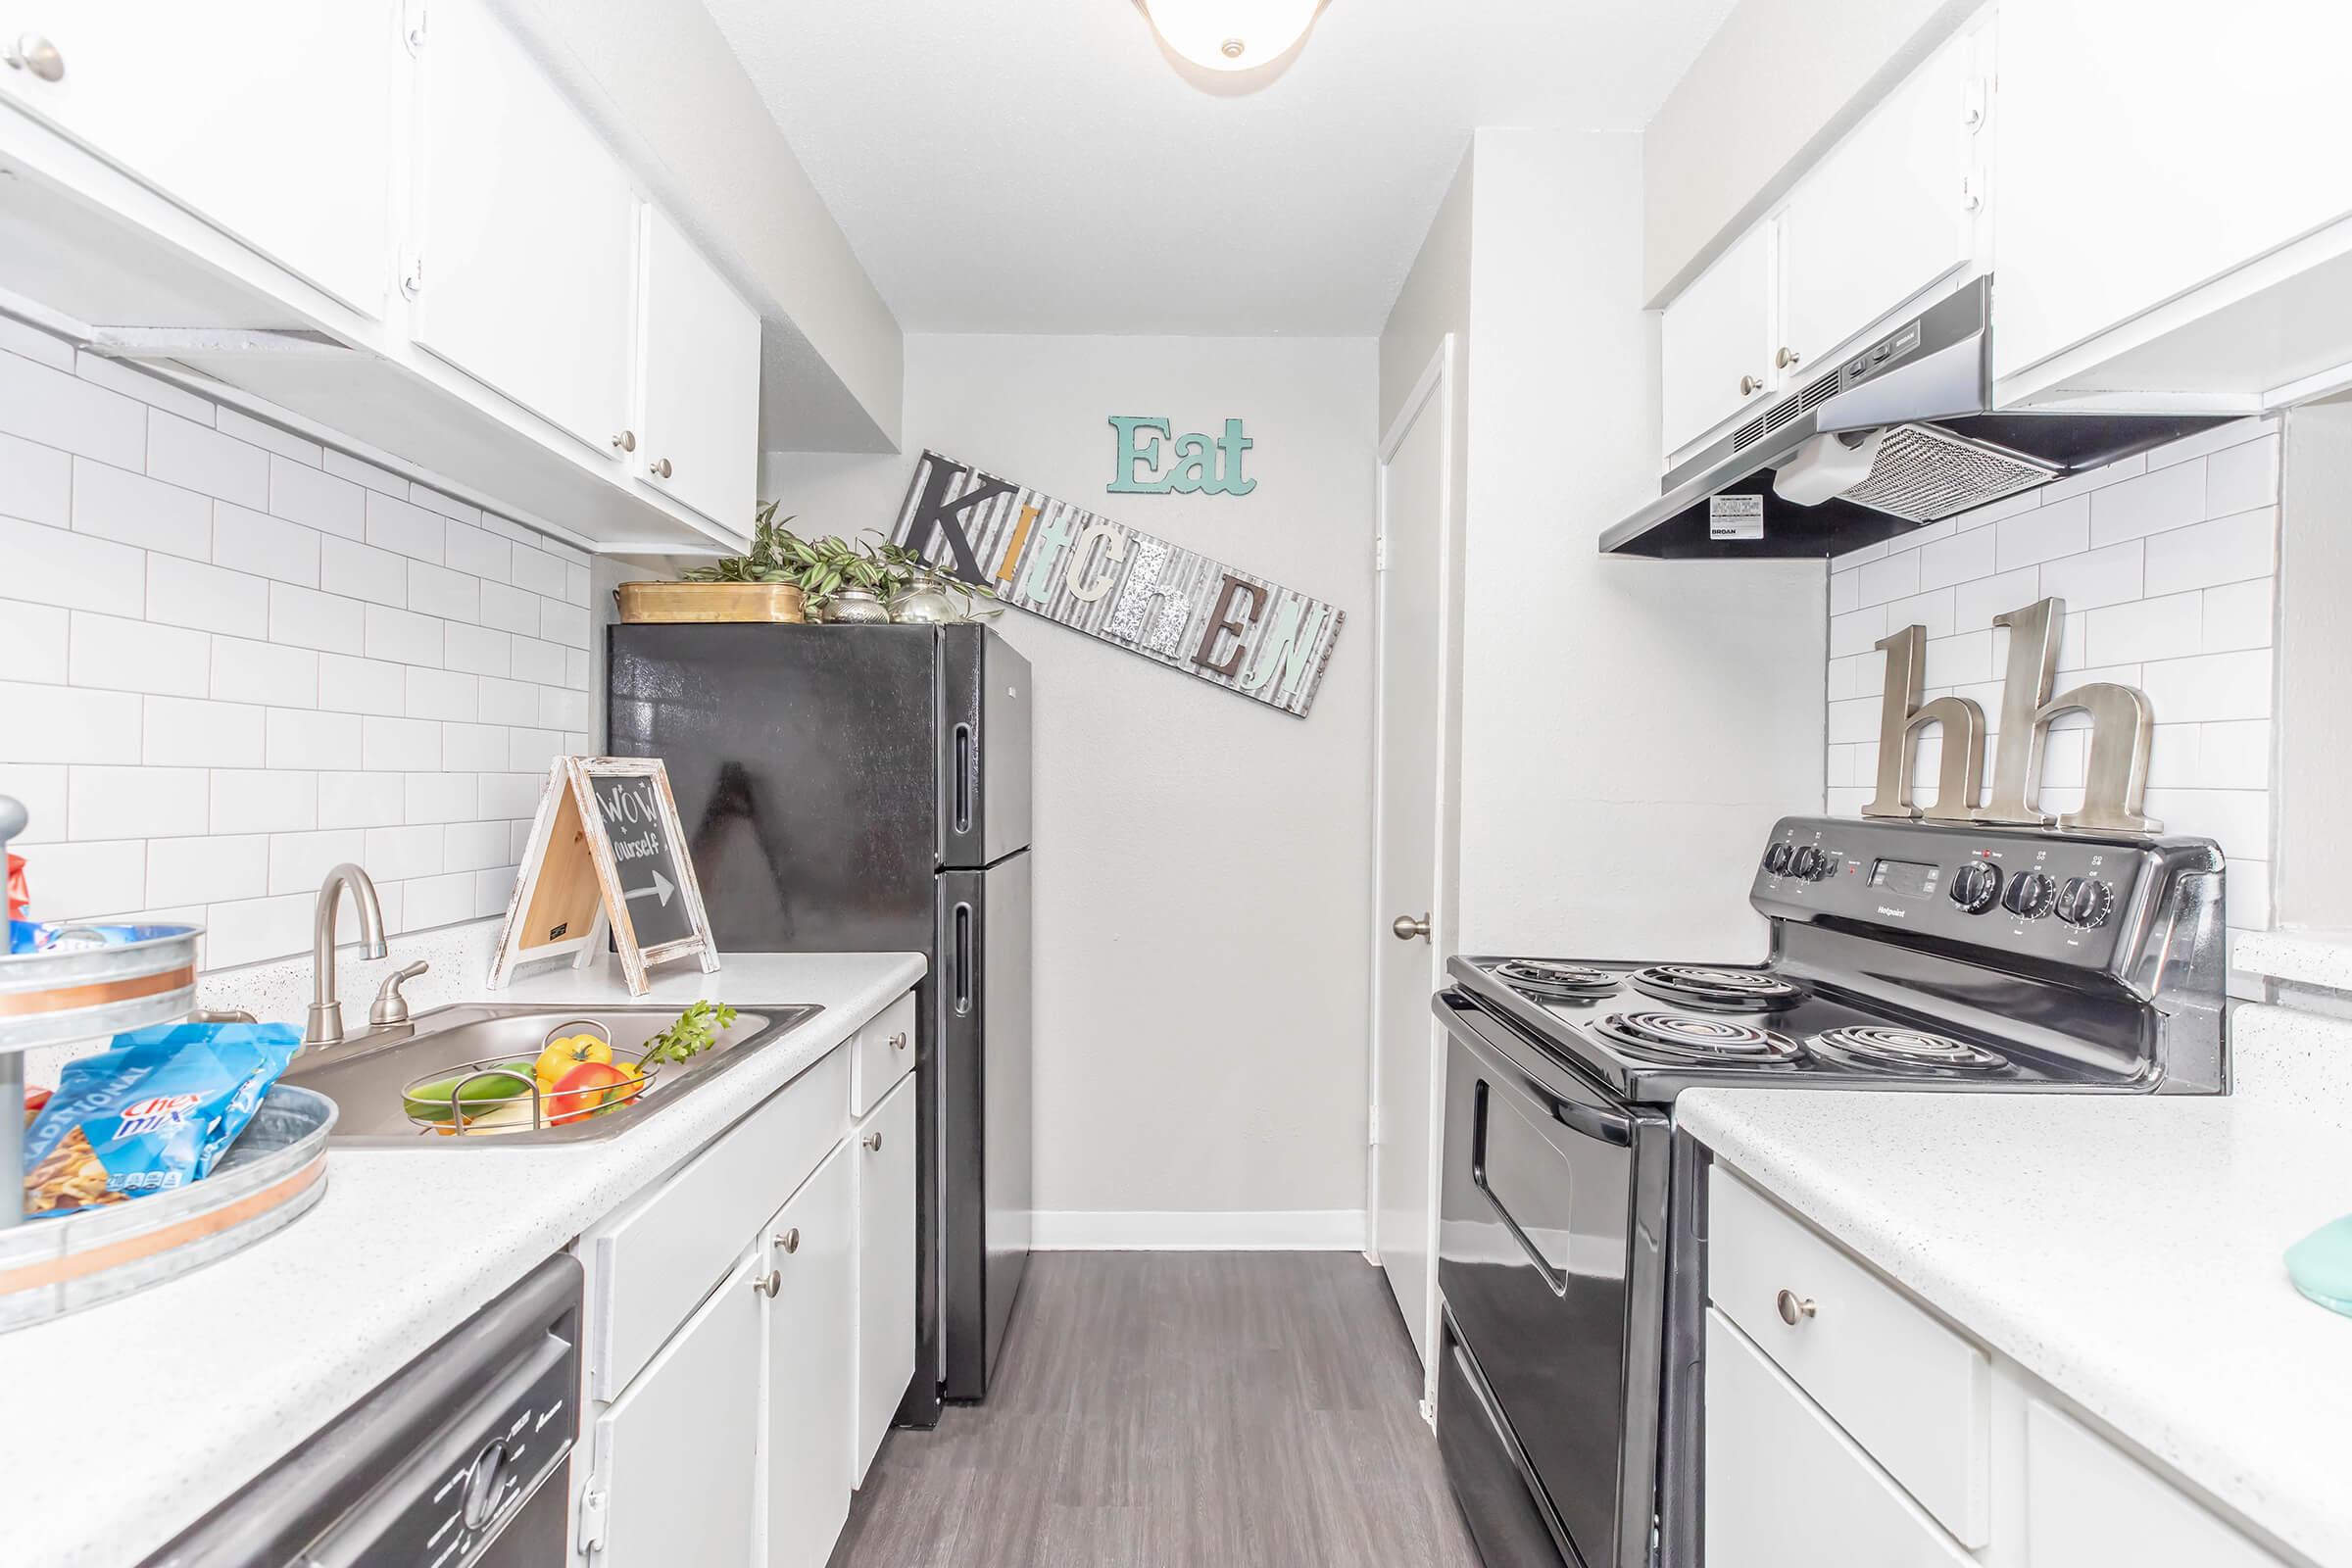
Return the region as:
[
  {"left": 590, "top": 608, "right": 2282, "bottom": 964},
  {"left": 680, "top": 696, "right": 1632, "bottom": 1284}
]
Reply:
[
  {"left": 1679, "top": 1000, "right": 2352, "bottom": 1568},
  {"left": 0, "top": 950, "right": 925, "bottom": 1568}
]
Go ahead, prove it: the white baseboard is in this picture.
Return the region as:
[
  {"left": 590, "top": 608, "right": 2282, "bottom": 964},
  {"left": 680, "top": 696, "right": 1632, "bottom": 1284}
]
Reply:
[{"left": 1032, "top": 1209, "right": 1369, "bottom": 1251}]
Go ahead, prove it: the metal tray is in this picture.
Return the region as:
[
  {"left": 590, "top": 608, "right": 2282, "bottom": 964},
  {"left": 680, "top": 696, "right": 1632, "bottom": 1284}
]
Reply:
[
  {"left": 0, "top": 923, "right": 204, "bottom": 1053},
  {"left": 0, "top": 1083, "right": 335, "bottom": 1332}
]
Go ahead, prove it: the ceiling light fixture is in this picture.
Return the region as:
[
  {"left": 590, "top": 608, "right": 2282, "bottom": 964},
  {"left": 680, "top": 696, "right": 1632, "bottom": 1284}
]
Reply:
[{"left": 1140, "top": 0, "right": 1323, "bottom": 73}]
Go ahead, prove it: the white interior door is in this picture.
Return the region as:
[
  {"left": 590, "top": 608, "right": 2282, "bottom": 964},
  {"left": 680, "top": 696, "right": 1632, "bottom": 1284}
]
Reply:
[{"left": 1368, "top": 338, "right": 1456, "bottom": 1380}]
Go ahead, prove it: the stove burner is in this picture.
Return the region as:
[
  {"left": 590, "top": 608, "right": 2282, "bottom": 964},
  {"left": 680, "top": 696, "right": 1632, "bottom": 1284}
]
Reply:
[
  {"left": 1804, "top": 1025, "right": 2010, "bottom": 1076},
  {"left": 1593, "top": 1010, "right": 1803, "bottom": 1066},
  {"left": 1494, "top": 959, "right": 1619, "bottom": 999},
  {"left": 1630, "top": 964, "right": 1802, "bottom": 1011}
]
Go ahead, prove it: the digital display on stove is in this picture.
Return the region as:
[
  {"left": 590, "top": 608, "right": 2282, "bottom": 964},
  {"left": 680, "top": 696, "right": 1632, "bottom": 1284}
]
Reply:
[{"left": 1870, "top": 858, "right": 1941, "bottom": 897}]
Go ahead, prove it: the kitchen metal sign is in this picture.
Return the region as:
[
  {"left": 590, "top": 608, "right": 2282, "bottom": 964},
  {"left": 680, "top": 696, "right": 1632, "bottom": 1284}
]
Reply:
[{"left": 890, "top": 450, "right": 1344, "bottom": 718}]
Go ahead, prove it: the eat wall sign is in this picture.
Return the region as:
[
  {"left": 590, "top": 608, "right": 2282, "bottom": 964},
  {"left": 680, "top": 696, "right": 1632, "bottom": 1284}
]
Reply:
[{"left": 1107, "top": 416, "right": 1256, "bottom": 496}]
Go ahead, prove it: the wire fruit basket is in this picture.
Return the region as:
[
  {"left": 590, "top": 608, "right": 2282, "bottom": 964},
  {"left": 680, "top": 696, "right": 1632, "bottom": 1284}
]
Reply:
[{"left": 400, "top": 1018, "right": 662, "bottom": 1137}]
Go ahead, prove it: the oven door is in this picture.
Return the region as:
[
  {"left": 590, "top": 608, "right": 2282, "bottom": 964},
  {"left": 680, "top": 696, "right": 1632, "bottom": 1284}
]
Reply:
[{"left": 1435, "top": 991, "right": 1672, "bottom": 1568}]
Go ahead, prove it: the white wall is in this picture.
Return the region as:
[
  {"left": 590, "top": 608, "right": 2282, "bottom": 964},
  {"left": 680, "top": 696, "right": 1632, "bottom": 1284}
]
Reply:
[
  {"left": 1454, "top": 128, "right": 1826, "bottom": 958},
  {"left": 0, "top": 314, "right": 592, "bottom": 970},
  {"left": 1827, "top": 418, "right": 2281, "bottom": 934},
  {"left": 765, "top": 333, "right": 1379, "bottom": 1241},
  {"left": 2276, "top": 400, "right": 2352, "bottom": 927}
]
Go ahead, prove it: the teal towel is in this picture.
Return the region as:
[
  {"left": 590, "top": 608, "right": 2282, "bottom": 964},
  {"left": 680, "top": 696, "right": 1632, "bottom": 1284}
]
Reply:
[{"left": 2285, "top": 1214, "right": 2352, "bottom": 1316}]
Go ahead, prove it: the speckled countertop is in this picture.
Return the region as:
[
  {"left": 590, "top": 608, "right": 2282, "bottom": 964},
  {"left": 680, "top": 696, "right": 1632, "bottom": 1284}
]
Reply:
[
  {"left": 0, "top": 950, "right": 925, "bottom": 1568},
  {"left": 1680, "top": 1000, "right": 2352, "bottom": 1568}
]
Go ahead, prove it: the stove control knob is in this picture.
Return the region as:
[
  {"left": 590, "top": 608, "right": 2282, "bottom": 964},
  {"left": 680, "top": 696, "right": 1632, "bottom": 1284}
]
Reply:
[
  {"left": 1948, "top": 861, "right": 2003, "bottom": 914},
  {"left": 1788, "top": 845, "right": 1823, "bottom": 880},
  {"left": 1763, "top": 842, "right": 1793, "bottom": 875},
  {"left": 2055, "top": 876, "right": 2114, "bottom": 928},
  {"left": 1811, "top": 852, "right": 1839, "bottom": 882},
  {"left": 2001, "top": 870, "right": 2057, "bottom": 920}
]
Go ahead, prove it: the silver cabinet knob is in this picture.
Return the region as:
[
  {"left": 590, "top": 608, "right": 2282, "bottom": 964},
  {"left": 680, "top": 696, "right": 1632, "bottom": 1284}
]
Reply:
[
  {"left": 6, "top": 35, "right": 65, "bottom": 82},
  {"left": 752, "top": 1269, "right": 781, "bottom": 1298},
  {"left": 1774, "top": 345, "right": 1801, "bottom": 369},
  {"left": 653, "top": 457, "right": 673, "bottom": 478},
  {"left": 611, "top": 429, "right": 635, "bottom": 452},
  {"left": 1392, "top": 913, "right": 1431, "bottom": 942},
  {"left": 861, "top": 1130, "right": 882, "bottom": 1152},
  {"left": 1776, "top": 1288, "right": 1817, "bottom": 1325},
  {"left": 890, "top": 1031, "right": 907, "bottom": 1053},
  {"left": 1740, "top": 374, "right": 1764, "bottom": 396},
  {"left": 775, "top": 1227, "right": 800, "bottom": 1254}
]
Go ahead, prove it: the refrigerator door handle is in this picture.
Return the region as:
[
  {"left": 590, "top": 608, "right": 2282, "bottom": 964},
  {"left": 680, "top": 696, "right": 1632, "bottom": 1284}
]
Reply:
[
  {"left": 953, "top": 901, "right": 975, "bottom": 1015},
  {"left": 953, "top": 722, "right": 974, "bottom": 835}
]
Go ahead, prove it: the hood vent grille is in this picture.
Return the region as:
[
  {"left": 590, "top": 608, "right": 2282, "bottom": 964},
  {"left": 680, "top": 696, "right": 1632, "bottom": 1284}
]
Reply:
[
  {"left": 1838, "top": 423, "right": 2060, "bottom": 522},
  {"left": 1733, "top": 371, "right": 1844, "bottom": 453}
]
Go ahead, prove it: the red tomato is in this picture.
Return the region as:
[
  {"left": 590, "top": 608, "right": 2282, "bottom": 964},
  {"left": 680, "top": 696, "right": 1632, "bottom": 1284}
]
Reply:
[{"left": 548, "top": 1060, "right": 629, "bottom": 1124}]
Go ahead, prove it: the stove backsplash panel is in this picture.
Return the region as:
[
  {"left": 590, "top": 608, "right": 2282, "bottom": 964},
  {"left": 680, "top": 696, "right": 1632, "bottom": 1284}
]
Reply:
[{"left": 1824, "top": 418, "right": 2278, "bottom": 931}]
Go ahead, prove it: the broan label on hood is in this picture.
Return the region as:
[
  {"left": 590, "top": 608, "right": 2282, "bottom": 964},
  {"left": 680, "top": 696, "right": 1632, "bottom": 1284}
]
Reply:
[{"left": 1708, "top": 494, "right": 1764, "bottom": 541}]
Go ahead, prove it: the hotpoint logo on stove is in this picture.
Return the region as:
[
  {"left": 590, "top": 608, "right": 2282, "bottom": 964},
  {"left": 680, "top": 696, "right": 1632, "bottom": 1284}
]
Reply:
[{"left": 1876, "top": 906, "right": 1907, "bottom": 919}]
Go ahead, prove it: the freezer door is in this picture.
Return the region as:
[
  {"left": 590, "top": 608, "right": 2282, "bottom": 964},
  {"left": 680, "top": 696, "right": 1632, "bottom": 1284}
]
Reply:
[
  {"left": 938, "top": 626, "right": 1032, "bottom": 867},
  {"left": 938, "top": 852, "right": 1033, "bottom": 1399}
]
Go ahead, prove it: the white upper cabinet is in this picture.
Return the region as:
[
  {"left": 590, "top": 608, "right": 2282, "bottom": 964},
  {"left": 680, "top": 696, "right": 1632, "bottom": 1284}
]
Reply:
[
  {"left": 1781, "top": 30, "right": 1977, "bottom": 379},
  {"left": 412, "top": 0, "right": 636, "bottom": 457},
  {"left": 1661, "top": 220, "right": 1778, "bottom": 456},
  {"left": 0, "top": 0, "right": 397, "bottom": 316},
  {"left": 1992, "top": 0, "right": 2352, "bottom": 406},
  {"left": 637, "top": 202, "right": 760, "bottom": 530}
]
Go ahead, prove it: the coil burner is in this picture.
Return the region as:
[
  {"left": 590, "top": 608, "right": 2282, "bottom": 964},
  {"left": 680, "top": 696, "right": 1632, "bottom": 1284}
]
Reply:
[
  {"left": 1493, "top": 960, "right": 1620, "bottom": 1001},
  {"left": 1804, "top": 1025, "right": 2010, "bottom": 1076},
  {"left": 1592, "top": 1010, "right": 1802, "bottom": 1066},
  {"left": 1629, "top": 964, "right": 1803, "bottom": 1011}
]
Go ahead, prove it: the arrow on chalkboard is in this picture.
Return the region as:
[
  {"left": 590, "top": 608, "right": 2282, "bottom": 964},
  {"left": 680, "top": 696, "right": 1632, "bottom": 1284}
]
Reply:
[{"left": 624, "top": 868, "right": 675, "bottom": 908}]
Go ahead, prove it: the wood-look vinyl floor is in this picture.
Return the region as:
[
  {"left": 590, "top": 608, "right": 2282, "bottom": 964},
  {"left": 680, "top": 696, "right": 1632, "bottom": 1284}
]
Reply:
[{"left": 830, "top": 1251, "right": 1484, "bottom": 1568}]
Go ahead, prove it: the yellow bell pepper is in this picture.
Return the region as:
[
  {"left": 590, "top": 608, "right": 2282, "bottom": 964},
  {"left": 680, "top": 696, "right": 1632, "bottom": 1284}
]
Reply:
[{"left": 533, "top": 1032, "right": 612, "bottom": 1092}]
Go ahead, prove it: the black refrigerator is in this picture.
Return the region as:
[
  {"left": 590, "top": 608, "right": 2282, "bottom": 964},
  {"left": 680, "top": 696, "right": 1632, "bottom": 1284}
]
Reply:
[{"left": 607, "top": 621, "right": 1032, "bottom": 1421}]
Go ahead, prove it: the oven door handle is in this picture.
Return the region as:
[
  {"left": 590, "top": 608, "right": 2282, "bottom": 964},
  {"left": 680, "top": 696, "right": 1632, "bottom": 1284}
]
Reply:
[{"left": 1442, "top": 991, "right": 1634, "bottom": 1146}]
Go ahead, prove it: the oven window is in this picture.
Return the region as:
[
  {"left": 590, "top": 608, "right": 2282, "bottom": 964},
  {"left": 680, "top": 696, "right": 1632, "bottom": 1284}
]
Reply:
[{"left": 1474, "top": 1079, "right": 1573, "bottom": 1291}]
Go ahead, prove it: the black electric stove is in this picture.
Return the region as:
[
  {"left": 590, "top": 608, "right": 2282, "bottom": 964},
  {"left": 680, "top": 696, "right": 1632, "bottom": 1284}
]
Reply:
[{"left": 1429, "top": 815, "right": 2229, "bottom": 1568}]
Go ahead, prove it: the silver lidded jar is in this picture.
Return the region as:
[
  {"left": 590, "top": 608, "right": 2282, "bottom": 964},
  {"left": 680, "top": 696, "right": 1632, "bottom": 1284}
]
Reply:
[
  {"left": 887, "top": 570, "right": 963, "bottom": 624},
  {"left": 818, "top": 586, "right": 893, "bottom": 624}
]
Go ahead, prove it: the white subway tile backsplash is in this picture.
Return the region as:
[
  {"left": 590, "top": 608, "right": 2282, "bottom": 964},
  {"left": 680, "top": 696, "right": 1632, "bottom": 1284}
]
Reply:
[
  {"left": 2143, "top": 787, "right": 2270, "bottom": 854},
  {"left": 1828, "top": 569, "right": 1858, "bottom": 615},
  {"left": 405, "top": 667, "right": 476, "bottom": 722},
  {"left": 212, "top": 637, "right": 318, "bottom": 710},
  {"left": 563, "top": 564, "right": 591, "bottom": 607},
  {"left": 68, "top": 611, "right": 209, "bottom": 698},
  {"left": 323, "top": 449, "right": 407, "bottom": 497},
  {"left": 1854, "top": 553, "right": 1919, "bottom": 608},
  {"left": 2205, "top": 433, "right": 2279, "bottom": 518},
  {"left": 2200, "top": 578, "right": 2273, "bottom": 653},
  {"left": 147, "top": 410, "right": 268, "bottom": 507},
  {"left": 564, "top": 648, "right": 591, "bottom": 693},
  {"left": 69, "top": 764, "right": 207, "bottom": 839},
  {"left": 0, "top": 680, "right": 143, "bottom": 762},
  {"left": 538, "top": 685, "right": 591, "bottom": 733},
  {"left": 407, "top": 561, "right": 480, "bottom": 622},
  {"left": 443, "top": 722, "right": 509, "bottom": 772},
  {"left": 270, "top": 456, "right": 365, "bottom": 539},
  {"left": 509, "top": 545, "right": 564, "bottom": 599},
  {"left": 318, "top": 770, "right": 407, "bottom": 830},
  {"left": 1997, "top": 493, "right": 2089, "bottom": 570},
  {"left": 2144, "top": 507, "right": 2275, "bottom": 595},
  {"left": 0, "top": 317, "right": 74, "bottom": 370},
  {"left": 264, "top": 708, "right": 364, "bottom": 771},
  {"left": 0, "top": 349, "right": 146, "bottom": 468},
  {"left": 2086, "top": 459, "right": 2203, "bottom": 546},
  {"left": 410, "top": 486, "right": 482, "bottom": 526},
  {"left": 148, "top": 833, "right": 269, "bottom": 906},
  {"left": 444, "top": 819, "right": 508, "bottom": 873},
  {"left": 1882, "top": 588, "right": 1955, "bottom": 640},
  {"left": 401, "top": 870, "right": 477, "bottom": 930},
  {"left": 24, "top": 839, "right": 147, "bottom": 920},
  {"left": 472, "top": 866, "right": 518, "bottom": 917},
  {"left": 2199, "top": 719, "right": 2272, "bottom": 792},
  {"left": 74, "top": 355, "right": 212, "bottom": 422},
  {"left": 477, "top": 580, "right": 539, "bottom": 636},
  {"left": 2145, "top": 723, "right": 2201, "bottom": 790},
  {"left": 318, "top": 536, "right": 408, "bottom": 609},
  {"left": 478, "top": 772, "right": 544, "bottom": 818},
  {"left": 200, "top": 892, "right": 314, "bottom": 970},
  {"left": 2037, "top": 540, "right": 2144, "bottom": 612},
  {"left": 444, "top": 520, "right": 511, "bottom": 583},
  {"left": 1917, "top": 526, "right": 1995, "bottom": 590},
  {"left": 208, "top": 769, "right": 317, "bottom": 834},
  {"left": 145, "top": 554, "right": 270, "bottom": 638},
  {"left": 364, "top": 823, "right": 443, "bottom": 881},
  {"left": 444, "top": 623, "right": 511, "bottom": 678},
  {"left": 511, "top": 636, "right": 564, "bottom": 686},
  {"left": 365, "top": 491, "right": 446, "bottom": 564},
  {"left": 217, "top": 408, "right": 323, "bottom": 467},
  {"left": 4, "top": 601, "right": 68, "bottom": 684},
  {"left": 0, "top": 430, "right": 72, "bottom": 526},
  {"left": 268, "top": 581, "right": 368, "bottom": 654},
  {"left": 74, "top": 458, "right": 211, "bottom": 559},
  {"left": 365, "top": 604, "right": 445, "bottom": 667},
  {"left": 1828, "top": 606, "right": 1885, "bottom": 659},
  {"left": 2136, "top": 648, "right": 2276, "bottom": 724},
  {"left": 406, "top": 771, "right": 475, "bottom": 825},
  {"left": 0, "top": 516, "right": 142, "bottom": 615},
  {"left": 146, "top": 696, "right": 266, "bottom": 767},
  {"left": 212, "top": 502, "right": 319, "bottom": 587},
  {"left": 268, "top": 829, "right": 368, "bottom": 895},
  {"left": 1950, "top": 565, "right": 2040, "bottom": 631},
  {"left": 2082, "top": 591, "right": 2201, "bottom": 666},
  {"left": 318, "top": 654, "right": 407, "bottom": 716},
  {"left": 507, "top": 728, "right": 560, "bottom": 774},
  {"left": 363, "top": 715, "right": 441, "bottom": 772},
  {"left": 2227, "top": 859, "right": 2271, "bottom": 933},
  {"left": 476, "top": 676, "right": 539, "bottom": 727},
  {"left": 1924, "top": 631, "right": 1990, "bottom": 687}
]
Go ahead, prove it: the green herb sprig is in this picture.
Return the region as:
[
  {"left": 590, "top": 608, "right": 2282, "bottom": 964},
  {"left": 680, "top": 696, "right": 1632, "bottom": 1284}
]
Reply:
[{"left": 643, "top": 1001, "right": 740, "bottom": 1065}]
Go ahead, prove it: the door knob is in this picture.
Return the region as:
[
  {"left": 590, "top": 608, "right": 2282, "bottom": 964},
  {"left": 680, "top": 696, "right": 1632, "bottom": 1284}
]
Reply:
[
  {"left": 861, "top": 1130, "right": 882, "bottom": 1152},
  {"left": 611, "top": 429, "right": 635, "bottom": 452},
  {"left": 653, "top": 457, "right": 673, "bottom": 478},
  {"left": 5, "top": 35, "right": 64, "bottom": 81},
  {"left": 1774, "top": 345, "right": 1801, "bottom": 369},
  {"left": 890, "top": 1031, "right": 907, "bottom": 1053},
  {"left": 1776, "top": 1289, "right": 1817, "bottom": 1325},
  {"left": 751, "top": 1269, "right": 781, "bottom": 1298},
  {"left": 1392, "top": 913, "right": 1431, "bottom": 942},
  {"left": 775, "top": 1227, "right": 800, "bottom": 1254},
  {"left": 1740, "top": 374, "right": 1763, "bottom": 396}
]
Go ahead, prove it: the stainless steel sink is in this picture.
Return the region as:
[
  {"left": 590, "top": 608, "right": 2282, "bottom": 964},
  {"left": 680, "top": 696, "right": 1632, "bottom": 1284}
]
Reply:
[{"left": 280, "top": 1003, "right": 821, "bottom": 1148}]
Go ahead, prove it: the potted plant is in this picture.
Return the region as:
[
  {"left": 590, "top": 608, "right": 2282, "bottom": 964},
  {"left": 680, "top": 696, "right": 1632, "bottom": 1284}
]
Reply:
[
  {"left": 615, "top": 505, "right": 1000, "bottom": 625},
  {"left": 612, "top": 505, "right": 812, "bottom": 623}
]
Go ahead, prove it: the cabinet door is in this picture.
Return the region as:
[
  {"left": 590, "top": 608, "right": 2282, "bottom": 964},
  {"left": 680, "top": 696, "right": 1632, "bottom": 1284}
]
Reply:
[
  {"left": 637, "top": 202, "right": 760, "bottom": 528},
  {"left": 0, "top": 1, "right": 396, "bottom": 315},
  {"left": 591, "top": 1243, "right": 763, "bottom": 1566},
  {"left": 763, "top": 1142, "right": 855, "bottom": 1568},
  {"left": 1704, "top": 1310, "right": 1974, "bottom": 1567},
  {"left": 853, "top": 1074, "right": 917, "bottom": 1485},
  {"left": 1781, "top": 31, "right": 1975, "bottom": 375},
  {"left": 1660, "top": 221, "right": 1777, "bottom": 456},
  {"left": 2024, "top": 1399, "right": 2285, "bottom": 1568},
  {"left": 1993, "top": 0, "right": 2352, "bottom": 381},
  {"left": 412, "top": 0, "right": 635, "bottom": 456}
]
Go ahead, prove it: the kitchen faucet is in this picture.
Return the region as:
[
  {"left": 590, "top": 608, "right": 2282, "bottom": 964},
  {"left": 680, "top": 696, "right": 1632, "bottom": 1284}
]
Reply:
[{"left": 307, "top": 862, "right": 388, "bottom": 1048}]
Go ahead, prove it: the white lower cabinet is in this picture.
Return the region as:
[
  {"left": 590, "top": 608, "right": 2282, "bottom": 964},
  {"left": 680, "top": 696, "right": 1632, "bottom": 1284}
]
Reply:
[
  {"left": 761, "top": 1143, "right": 855, "bottom": 1568},
  {"left": 587, "top": 1242, "right": 763, "bottom": 1566},
  {"left": 853, "top": 1073, "right": 918, "bottom": 1484},
  {"left": 1704, "top": 1165, "right": 2286, "bottom": 1568}
]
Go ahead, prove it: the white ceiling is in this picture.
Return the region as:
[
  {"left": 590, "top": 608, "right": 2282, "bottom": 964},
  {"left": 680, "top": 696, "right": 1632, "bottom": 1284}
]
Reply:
[{"left": 702, "top": 0, "right": 1736, "bottom": 336}]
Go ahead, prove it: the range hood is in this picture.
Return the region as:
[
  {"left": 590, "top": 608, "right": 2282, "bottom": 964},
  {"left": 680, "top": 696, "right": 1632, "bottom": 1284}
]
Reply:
[{"left": 1601, "top": 277, "right": 2232, "bottom": 558}]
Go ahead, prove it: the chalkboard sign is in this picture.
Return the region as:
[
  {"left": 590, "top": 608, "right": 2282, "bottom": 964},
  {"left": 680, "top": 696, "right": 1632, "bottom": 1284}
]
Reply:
[{"left": 488, "top": 758, "right": 719, "bottom": 996}]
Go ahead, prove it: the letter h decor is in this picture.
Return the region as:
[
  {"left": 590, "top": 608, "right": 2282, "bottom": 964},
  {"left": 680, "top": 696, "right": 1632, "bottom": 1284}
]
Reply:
[{"left": 1860, "top": 596, "right": 2161, "bottom": 834}]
